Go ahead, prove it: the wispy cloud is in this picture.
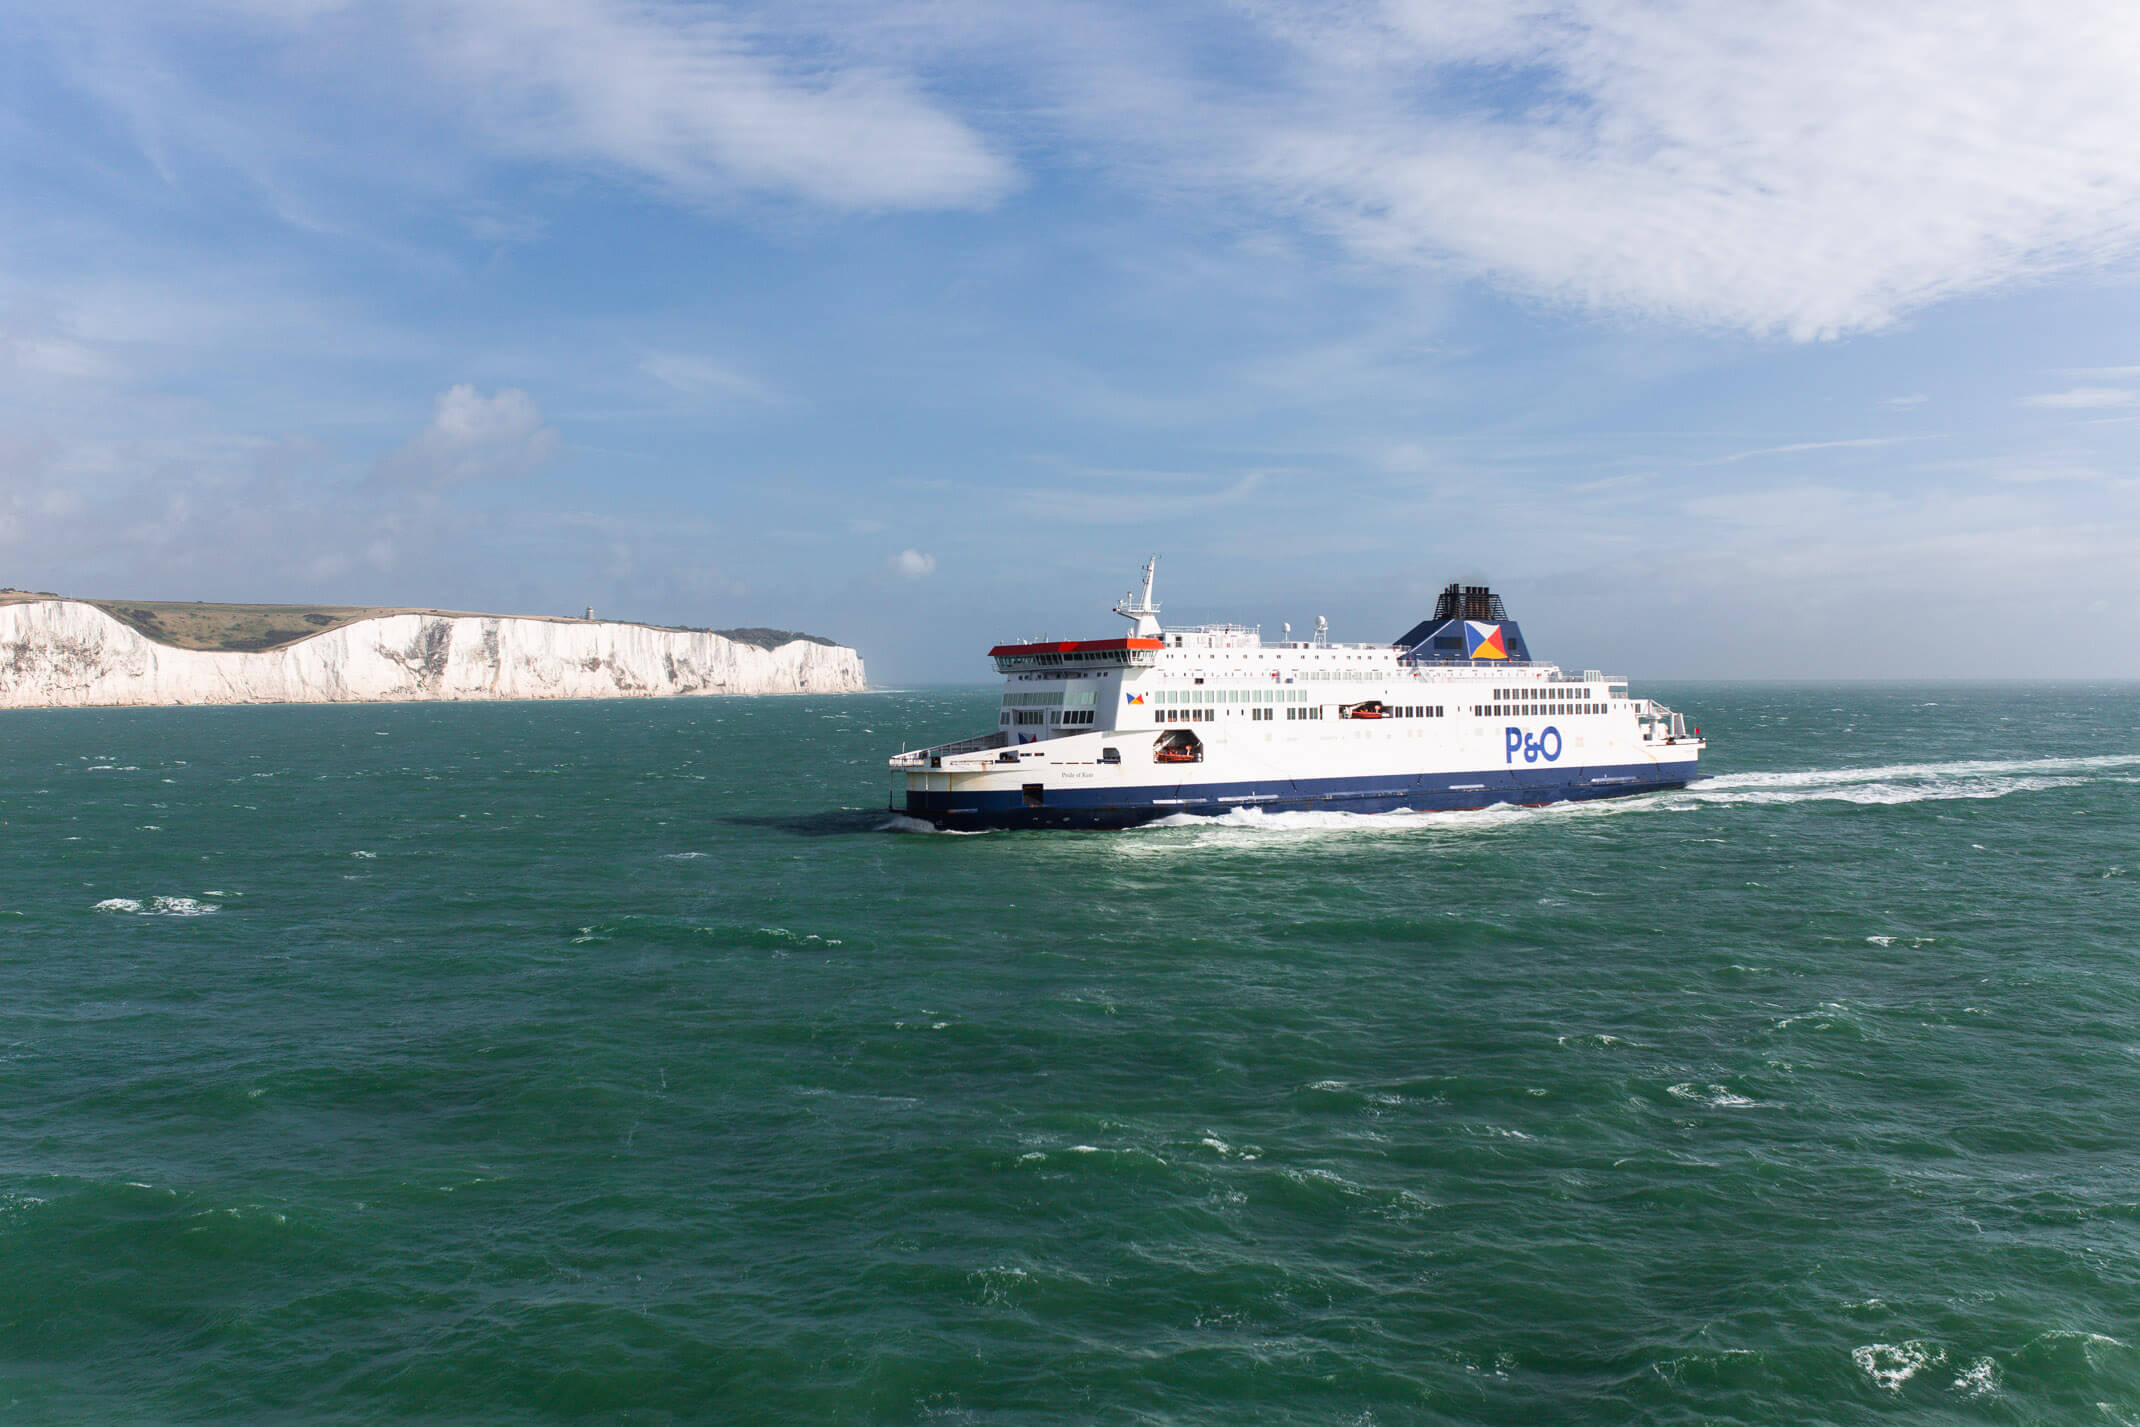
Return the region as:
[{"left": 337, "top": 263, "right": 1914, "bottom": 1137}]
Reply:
[
  {"left": 1012, "top": 469, "right": 1270, "bottom": 525},
  {"left": 1, "top": 331, "right": 122, "bottom": 383},
  {"left": 13, "top": 0, "right": 1014, "bottom": 224},
  {"left": 2022, "top": 387, "right": 2139, "bottom": 409},
  {"left": 1700, "top": 437, "right": 1912, "bottom": 465},
  {"left": 379, "top": 385, "right": 558, "bottom": 488},
  {"left": 639, "top": 353, "right": 780, "bottom": 405},
  {"left": 1213, "top": 0, "right": 2140, "bottom": 339},
  {"left": 424, "top": 0, "right": 1014, "bottom": 212}
]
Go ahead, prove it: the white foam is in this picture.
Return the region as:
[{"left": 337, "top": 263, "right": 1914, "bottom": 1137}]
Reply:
[
  {"left": 755, "top": 927, "right": 842, "bottom": 947},
  {"left": 350, "top": 850, "right": 377, "bottom": 860},
  {"left": 660, "top": 851, "right": 708, "bottom": 860},
  {"left": 1668, "top": 1082, "right": 1762, "bottom": 1108},
  {"left": 1854, "top": 1341, "right": 1945, "bottom": 1392},
  {"left": 1848, "top": 1343, "right": 1951, "bottom": 1394},
  {"left": 92, "top": 897, "right": 220, "bottom": 916},
  {"left": 878, "top": 815, "right": 994, "bottom": 835},
  {"left": 1120, "top": 800, "right": 1612, "bottom": 848},
  {"left": 1678, "top": 752, "right": 2140, "bottom": 808},
  {"left": 146, "top": 897, "right": 219, "bottom": 916},
  {"left": 1952, "top": 1356, "right": 1998, "bottom": 1397}
]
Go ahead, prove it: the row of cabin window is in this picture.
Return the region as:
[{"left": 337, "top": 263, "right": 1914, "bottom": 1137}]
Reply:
[
  {"left": 1001, "top": 691, "right": 1098, "bottom": 708},
  {"left": 1495, "top": 686, "right": 1594, "bottom": 701},
  {"left": 1002, "top": 709, "right": 1097, "bottom": 726},
  {"left": 1475, "top": 702, "right": 1607, "bottom": 717},
  {"left": 1159, "top": 707, "right": 1311, "bottom": 722},
  {"left": 1153, "top": 704, "right": 1450, "bottom": 723},
  {"left": 1158, "top": 686, "right": 1315, "bottom": 705}
]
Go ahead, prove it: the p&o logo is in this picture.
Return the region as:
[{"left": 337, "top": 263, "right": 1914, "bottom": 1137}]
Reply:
[{"left": 1505, "top": 726, "right": 1562, "bottom": 764}]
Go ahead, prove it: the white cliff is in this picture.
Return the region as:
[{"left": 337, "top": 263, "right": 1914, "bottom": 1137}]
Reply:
[{"left": 0, "top": 601, "right": 865, "bottom": 709}]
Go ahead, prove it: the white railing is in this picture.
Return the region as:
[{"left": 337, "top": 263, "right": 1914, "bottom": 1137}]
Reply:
[{"left": 888, "top": 729, "right": 1012, "bottom": 767}]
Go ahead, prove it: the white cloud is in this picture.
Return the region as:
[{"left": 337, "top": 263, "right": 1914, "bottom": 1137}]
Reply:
[
  {"left": 1703, "top": 437, "right": 1907, "bottom": 465},
  {"left": 2022, "top": 386, "right": 2138, "bottom": 409},
  {"left": 1012, "top": 469, "right": 1270, "bottom": 525},
  {"left": 9, "top": 0, "right": 1012, "bottom": 226},
  {"left": 31, "top": 0, "right": 2140, "bottom": 345},
  {"left": 1214, "top": 0, "right": 2140, "bottom": 339},
  {"left": 639, "top": 353, "right": 779, "bottom": 404},
  {"left": 892, "top": 548, "right": 936, "bottom": 578},
  {"left": 462, "top": 203, "right": 547, "bottom": 244},
  {"left": 1885, "top": 394, "right": 1927, "bottom": 408},
  {"left": 381, "top": 384, "right": 558, "bottom": 487},
  {"left": 2, "top": 333, "right": 121, "bottom": 382},
  {"left": 426, "top": 0, "right": 1013, "bottom": 212}
]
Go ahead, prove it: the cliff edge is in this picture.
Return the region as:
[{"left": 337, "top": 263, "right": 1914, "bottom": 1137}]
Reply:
[{"left": 0, "top": 600, "right": 865, "bottom": 709}]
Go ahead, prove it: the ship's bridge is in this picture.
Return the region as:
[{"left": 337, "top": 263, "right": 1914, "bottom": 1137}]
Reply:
[{"left": 989, "top": 637, "right": 1162, "bottom": 672}]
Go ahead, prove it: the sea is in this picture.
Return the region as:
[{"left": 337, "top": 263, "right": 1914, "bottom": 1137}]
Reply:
[{"left": 2, "top": 683, "right": 2137, "bottom": 1424}]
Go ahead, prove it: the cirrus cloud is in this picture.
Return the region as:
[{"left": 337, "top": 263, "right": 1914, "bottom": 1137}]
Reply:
[{"left": 2021, "top": 386, "right": 2138, "bottom": 409}]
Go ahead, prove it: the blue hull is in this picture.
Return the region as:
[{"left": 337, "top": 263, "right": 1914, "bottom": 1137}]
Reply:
[{"left": 902, "top": 762, "right": 1691, "bottom": 831}]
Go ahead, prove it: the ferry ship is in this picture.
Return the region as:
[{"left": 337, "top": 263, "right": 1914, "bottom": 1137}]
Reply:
[{"left": 890, "top": 561, "right": 1702, "bottom": 830}]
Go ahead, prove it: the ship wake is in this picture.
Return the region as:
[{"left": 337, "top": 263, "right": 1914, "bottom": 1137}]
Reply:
[{"left": 1674, "top": 752, "right": 2140, "bottom": 807}]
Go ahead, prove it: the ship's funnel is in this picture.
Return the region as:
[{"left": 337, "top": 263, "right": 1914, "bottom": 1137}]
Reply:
[{"left": 1393, "top": 582, "right": 1532, "bottom": 663}]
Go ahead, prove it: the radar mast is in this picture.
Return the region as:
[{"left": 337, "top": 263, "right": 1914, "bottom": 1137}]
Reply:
[{"left": 1113, "top": 556, "right": 1162, "bottom": 638}]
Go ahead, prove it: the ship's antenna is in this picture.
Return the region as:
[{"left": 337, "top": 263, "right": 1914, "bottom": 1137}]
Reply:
[{"left": 1113, "top": 555, "right": 1162, "bottom": 638}]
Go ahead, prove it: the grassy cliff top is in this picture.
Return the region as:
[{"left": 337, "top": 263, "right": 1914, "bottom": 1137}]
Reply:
[
  {"left": 701, "top": 627, "right": 840, "bottom": 650},
  {"left": 0, "top": 591, "right": 841, "bottom": 654}
]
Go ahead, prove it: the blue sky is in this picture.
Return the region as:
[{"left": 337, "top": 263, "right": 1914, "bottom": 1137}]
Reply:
[{"left": 4, "top": 0, "right": 2139, "bottom": 683}]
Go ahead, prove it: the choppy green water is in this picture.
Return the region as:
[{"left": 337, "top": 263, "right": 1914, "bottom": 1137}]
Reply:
[{"left": 3, "top": 684, "right": 2138, "bottom": 1424}]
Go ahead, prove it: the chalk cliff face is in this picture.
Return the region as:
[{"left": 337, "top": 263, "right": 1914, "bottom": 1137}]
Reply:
[{"left": 0, "top": 601, "right": 865, "bottom": 709}]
